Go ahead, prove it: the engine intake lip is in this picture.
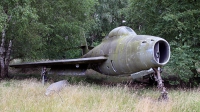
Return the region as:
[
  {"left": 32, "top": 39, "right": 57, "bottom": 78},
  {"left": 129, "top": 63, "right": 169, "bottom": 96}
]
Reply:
[{"left": 153, "top": 40, "right": 170, "bottom": 65}]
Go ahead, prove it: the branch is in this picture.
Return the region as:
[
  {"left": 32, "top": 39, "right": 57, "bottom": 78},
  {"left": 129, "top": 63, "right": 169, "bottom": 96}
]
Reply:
[{"left": 7, "top": 15, "right": 12, "bottom": 23}]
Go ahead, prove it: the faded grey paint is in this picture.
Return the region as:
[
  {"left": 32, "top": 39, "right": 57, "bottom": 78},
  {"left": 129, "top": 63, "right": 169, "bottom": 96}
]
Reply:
[{"left": 83, "top": 26, "right": 170, "bottom": 76}]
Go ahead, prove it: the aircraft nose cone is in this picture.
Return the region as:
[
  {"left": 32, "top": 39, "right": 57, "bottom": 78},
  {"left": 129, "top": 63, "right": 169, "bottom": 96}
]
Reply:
[{"left": 153, "top": 40, "right": 170, "bottom": 65}]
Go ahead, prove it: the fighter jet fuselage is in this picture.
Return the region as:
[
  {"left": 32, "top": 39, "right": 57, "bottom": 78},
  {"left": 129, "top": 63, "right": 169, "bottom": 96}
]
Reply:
[{"left": 83, "top": 26, "right": 170, "bottom": 76}]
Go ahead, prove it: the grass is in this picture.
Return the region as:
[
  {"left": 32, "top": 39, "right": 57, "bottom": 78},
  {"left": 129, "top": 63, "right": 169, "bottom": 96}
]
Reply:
[{"left": 1, "top": 79, "right": 200, "bottom": 112}]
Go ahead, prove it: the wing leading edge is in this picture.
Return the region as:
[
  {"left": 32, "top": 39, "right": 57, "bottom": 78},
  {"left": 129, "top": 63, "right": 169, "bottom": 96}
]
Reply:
[{"left": 9, "top": 56, "right": 107, "bottom": 68}]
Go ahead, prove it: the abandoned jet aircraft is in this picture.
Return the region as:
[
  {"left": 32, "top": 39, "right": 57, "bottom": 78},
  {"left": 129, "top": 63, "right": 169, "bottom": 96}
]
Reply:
[
  {"left": 10, "top": 26, "right": 170, "bottom": 99},
  {"left": 10, "top": 26, "right": 170, "bottom": 76}
]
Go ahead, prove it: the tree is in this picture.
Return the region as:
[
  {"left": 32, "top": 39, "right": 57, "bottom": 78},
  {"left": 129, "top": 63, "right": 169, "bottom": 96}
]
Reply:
[
  {"left": 125, "top": 0, "right": 200, "bottom": 82},
  {"left": 0, "top": 0, "right": 40, "bottom": 78},
  {"left": 32, "top": 0, "right": 97, "bottom": 59},
  {"left": 88, "top": 0, "right": 128, "bottom": 46}
]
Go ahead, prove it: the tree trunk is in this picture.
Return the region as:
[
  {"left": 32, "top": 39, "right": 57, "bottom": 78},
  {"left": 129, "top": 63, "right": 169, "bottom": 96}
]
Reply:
[
  {"left": 5, "top": 40, "right": 12, "bottom": 77},
  {"left": 0, "top": 28, "right": 12, "bottom": 78},
  {"left": 0, "top": 29, "right": 6, "bottom": 78}
]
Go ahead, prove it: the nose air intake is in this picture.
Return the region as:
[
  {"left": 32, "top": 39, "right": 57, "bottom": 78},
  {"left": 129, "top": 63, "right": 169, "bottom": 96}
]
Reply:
[{"left": 154, "top": 40, "right": 170, "bottom": 65}]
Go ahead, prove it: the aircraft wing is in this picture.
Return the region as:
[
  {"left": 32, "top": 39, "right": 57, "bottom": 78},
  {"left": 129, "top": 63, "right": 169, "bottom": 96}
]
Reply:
[{"left": 9, "top": 56, "right": 107, "bottom": 68}]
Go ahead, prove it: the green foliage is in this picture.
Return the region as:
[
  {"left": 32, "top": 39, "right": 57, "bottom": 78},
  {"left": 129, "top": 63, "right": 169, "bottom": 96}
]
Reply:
[
  {"left": 0, "top": 0, "right": 98, "bottom": 61},
  {"left": 87, "top": 0, "right": 128, "bottom": 45},
  {"left": 0, "top": 0, "right": 43, "bottom": 60},
  {"left": 125, "top": 0, "right": 200, "bottom": 83},
  {"left": 167, "top": 44, "right": 195, "bottom": 82},
  {"left": 32, "top": 0, "right": 98, "bottom": 59}
]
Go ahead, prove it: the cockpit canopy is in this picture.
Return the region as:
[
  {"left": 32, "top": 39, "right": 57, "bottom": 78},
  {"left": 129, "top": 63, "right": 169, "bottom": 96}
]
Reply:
[{"left": 108, "top": 26, "right": 137, "bottom": 38}]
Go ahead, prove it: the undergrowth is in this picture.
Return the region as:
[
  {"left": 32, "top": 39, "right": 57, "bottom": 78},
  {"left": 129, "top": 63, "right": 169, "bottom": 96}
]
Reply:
[{"left": 1, "top": 79, "right": 200, "bottom": 112}]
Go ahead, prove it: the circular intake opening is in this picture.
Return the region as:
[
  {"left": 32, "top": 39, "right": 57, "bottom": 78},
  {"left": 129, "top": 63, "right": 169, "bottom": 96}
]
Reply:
[{"left": 154, "top": 40, "right": 170, "bottom": 64}]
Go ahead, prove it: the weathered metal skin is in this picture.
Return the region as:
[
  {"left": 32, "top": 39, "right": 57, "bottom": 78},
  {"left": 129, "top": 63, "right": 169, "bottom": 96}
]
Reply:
[
  {"left": 10, "top": 26, "right": 170, "bottom": 77},
  {"left": 83, "top": 26, "right": 170, "bottom": 76}
]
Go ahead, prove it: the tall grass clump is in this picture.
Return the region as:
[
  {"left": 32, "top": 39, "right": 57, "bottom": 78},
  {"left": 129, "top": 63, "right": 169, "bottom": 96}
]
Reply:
[{"left": 1, "top": 79, "right": 200, "bottom": 112}]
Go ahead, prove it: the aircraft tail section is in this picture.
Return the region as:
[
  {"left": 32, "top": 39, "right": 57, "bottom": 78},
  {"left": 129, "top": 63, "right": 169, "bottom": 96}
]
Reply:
[{"left": 80, "top": 33, "right": 96, "bottom": 55}]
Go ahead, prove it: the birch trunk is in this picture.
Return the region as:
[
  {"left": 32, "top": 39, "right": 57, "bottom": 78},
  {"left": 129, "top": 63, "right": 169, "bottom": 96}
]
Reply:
[
  {"left": 0, "top": 28, "right": 12, "bottom": 78},
  {"left": 4, "top": 40, "right": 12, "bottom": 78},
  {"left": 0, "top": 29, "right": 6, "bottom": 78}
]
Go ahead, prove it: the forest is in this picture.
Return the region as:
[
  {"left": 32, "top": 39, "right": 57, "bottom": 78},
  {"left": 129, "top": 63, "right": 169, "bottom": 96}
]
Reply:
[{"left": 0, "top": 0, "right": 200, "bottom": 85}]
